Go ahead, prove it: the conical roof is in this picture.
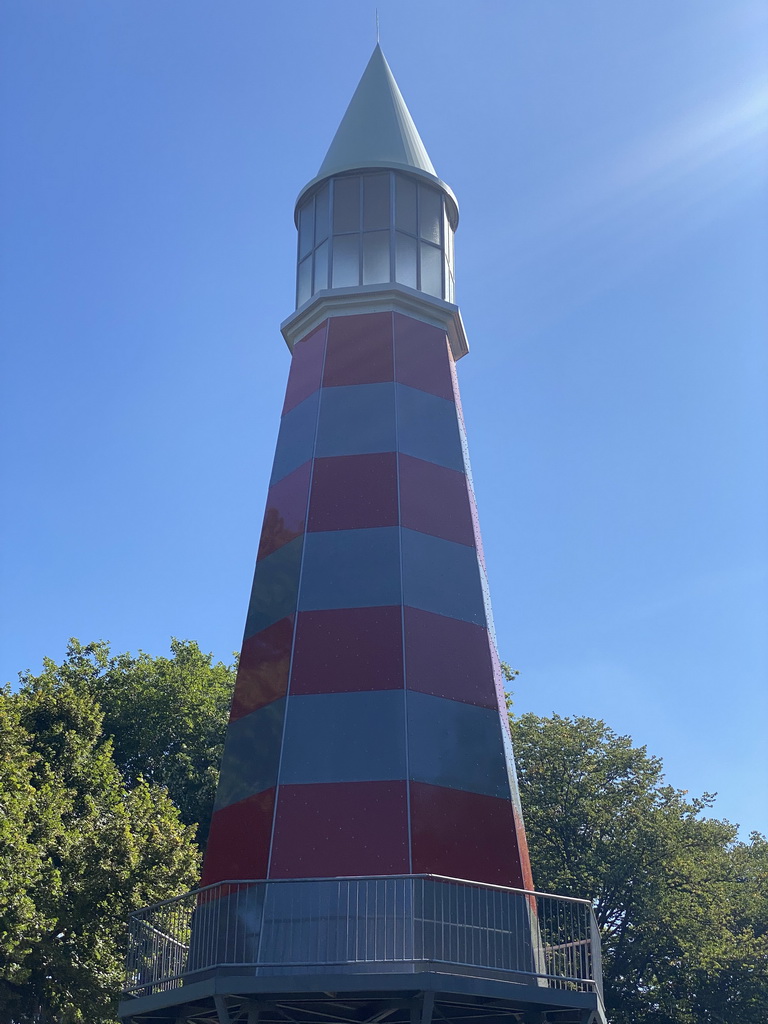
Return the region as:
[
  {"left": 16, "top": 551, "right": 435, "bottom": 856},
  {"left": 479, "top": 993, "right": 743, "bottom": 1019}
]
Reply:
[
  {"left": 296, "top": 45, "right": 458, "bottom": 225},
  {"left": 317, "top": 45, "right": 437, "bottom": 180}
]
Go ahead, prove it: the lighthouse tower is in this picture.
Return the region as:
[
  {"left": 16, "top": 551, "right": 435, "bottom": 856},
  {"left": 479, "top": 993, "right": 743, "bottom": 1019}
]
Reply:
[{"left": 120, "top": 46, "right": 605, "bottom": 1024}]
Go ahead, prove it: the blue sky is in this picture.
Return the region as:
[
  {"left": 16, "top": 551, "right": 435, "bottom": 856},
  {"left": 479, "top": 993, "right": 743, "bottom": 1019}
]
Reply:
[{"left": 1, "top": 1, "right": 766, "bottom": 838}]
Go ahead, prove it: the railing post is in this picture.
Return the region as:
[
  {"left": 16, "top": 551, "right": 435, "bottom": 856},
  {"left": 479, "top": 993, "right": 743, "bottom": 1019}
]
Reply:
[{"left": 589, "top": 906, "right": 604, "bottom": 998}]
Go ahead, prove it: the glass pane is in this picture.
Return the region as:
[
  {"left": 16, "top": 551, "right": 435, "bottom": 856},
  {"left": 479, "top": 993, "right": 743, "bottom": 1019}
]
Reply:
[
  {"left": 298, "top": 199, "right": 314, "bottom": 259},
  {"left": 364, "top": 174, "right": 390, "bottom": 231},
  {"left": 395, "top": 176, "right": 417, "bottom": 234},
  {"left": 419, "top": 186, "right": 441, "bottom": 244},
  {"left": 395, "top": 232, "right": 417, "bottom": 289},
  {"left": 315, "top": 184, "right": 330, "bottom": 243},
  {"left": 297, "top": 255, "right": 312, "bottom": 306},
  {"left": 314, "top": 240, "right": 329, "bottom": 293},
  {"left": 332, "top": 234, "right": 359, "bottom": 287},
  {"left": 444, "top": 258, "right": 454, "bottom": 302},
  {"left": 363, "top": 231, "right": 391, "bottom": 284},
  {"left": 443, "top": 210, "right": 453, "bottom": 267},
  {"left": 333, "top": 176, "right": 360, "bottom": 234},
  {"left": 421, "top": 242, "right": 442, "bottom": 297}
]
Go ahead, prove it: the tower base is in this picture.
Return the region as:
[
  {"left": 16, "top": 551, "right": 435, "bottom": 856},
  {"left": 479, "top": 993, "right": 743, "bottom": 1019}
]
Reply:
[
  {"left": 118, "top": 877, "right": 605, "bottom": 1024},
  {"left": 118, "top": 968, "right": 605, "bottom": 1024}
]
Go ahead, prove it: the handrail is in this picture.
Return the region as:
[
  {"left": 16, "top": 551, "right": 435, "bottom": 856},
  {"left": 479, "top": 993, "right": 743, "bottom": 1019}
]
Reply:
[{"left": 128, "top": 873, "right": 594, "bottom": 917}]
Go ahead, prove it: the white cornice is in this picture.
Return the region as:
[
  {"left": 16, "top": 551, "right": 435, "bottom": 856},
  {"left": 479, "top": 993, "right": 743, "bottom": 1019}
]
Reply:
[{"left": 280, "top": 283, "right": 469, "bottom": 362}]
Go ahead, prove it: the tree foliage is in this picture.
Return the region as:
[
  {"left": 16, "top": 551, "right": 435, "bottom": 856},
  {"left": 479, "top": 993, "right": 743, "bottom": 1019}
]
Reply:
[
  {"left": 510, "top": 713, "right": 768, "bottom": 1024},
  {"left": 17, "top": 638, "right": 236, "bottom": 844},
  {"left": 0, "top": 646, "right": 205, "bottom": 1024}
]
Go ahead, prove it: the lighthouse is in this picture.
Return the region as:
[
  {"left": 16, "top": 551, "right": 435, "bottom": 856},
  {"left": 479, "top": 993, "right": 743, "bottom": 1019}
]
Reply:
[{"left": 120, "top": 46, "right": 605, "bottom": 1024}]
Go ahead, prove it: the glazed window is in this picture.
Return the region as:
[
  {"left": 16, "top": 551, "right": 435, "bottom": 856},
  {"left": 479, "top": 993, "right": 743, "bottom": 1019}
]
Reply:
[{"left": 296, "top": 172, "right": 455, "bottom": 307}]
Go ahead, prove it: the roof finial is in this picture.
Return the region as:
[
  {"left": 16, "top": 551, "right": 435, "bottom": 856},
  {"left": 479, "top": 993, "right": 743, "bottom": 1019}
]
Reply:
[{"left": 376, "top": 9, "right": 380, "bottom": 44}]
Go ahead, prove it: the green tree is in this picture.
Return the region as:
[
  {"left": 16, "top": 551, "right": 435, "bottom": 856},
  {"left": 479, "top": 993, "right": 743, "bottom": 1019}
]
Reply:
[
  {"left": 18, "top": 638, "right": 236, "bottom": 844},
  {"left": 510, "top": 713, "right": 768, "bottom": 1024},
  {"left": 0, "top": 688, "right": 43, "bottom": 1004},
  {"left": 0, "top": 675, "right": 201, "bottom": 1024}
]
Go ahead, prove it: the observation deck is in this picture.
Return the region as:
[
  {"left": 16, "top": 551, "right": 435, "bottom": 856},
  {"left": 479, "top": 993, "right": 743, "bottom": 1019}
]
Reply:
[{"left": 119, "top": 874, "right": 605, "bottom": 1024}]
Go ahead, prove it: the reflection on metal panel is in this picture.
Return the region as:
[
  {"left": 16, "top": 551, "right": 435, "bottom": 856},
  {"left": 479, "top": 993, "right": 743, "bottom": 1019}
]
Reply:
[
  {"left": 212, "top": 700, "right": 286, "bottom": 811},
  {"left": 270, "top": 391, "right": 321, "bottom": 485},
  {"left": 243, "top": 537, "right": 304, "bottom": 638},
  {"left": 243, "top": 536, "right": 303, "bottom": 638},
  {"left": 259, "top": 460, "right": 312, "bottom": 560},
  {"left": 282, "top": 322, "right": 327, "bottom": 414},
  {"left": 229, "top": 618, "right": 294, "bottom": 720},
  {"left": 406, "top": 691, "right": 510, "bottom": 799}
]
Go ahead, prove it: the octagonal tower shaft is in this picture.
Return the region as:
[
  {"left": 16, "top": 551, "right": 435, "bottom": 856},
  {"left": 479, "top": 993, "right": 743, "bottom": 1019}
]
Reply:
[{"left": 202, "top": 46, "right": 533, "bottom": 893}]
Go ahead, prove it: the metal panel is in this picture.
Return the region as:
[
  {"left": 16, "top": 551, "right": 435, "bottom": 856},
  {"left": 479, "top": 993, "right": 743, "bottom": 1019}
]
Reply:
[
  {"left": 308, "top": 453, "right": 398, "bottom": 532},
  {"left": 213, "top": 700, "right": 286, "bottom": 811},
  {"left": 393, "top": 315, "right": 453, "bottom": 400},
  {"left": 280, "top": 691, "right": 407, "bottom": 785},
  {"left": 403, "top": 607, "right": 497, "bottom": 709},
  {"left": 270, "top": 782, "right": 410, "bottom": 877},
  {"left": 244, "top": 536, "right": 304, "bottom": 638},
  {"left": 315, "top": 382, "right": 397, "bottom": 457},
  {"left": 270, "top": 391, "right": 321, "bottom": 485},
  {"left": 323, "top": 312, "right": 394, "bottom": 386},
  {"left": 395, "top": 384, "right": 463, "bottom": 472},
  {"left": 290, "top": 606, "right": 404, "bottom": 694},
  {"left": 258, "top": 460, "right": 312, "bottom": 560},
  {"left": 299, "top": 527, "right": 401, "bottom": 610},
  {"left": 400, "top": 528, "right": 485, "bottom": 624},
  {"left": 201, "top": 790, "right": 275, "bottom": 886},
  {"left": 229, "top": 617, "right": 294, "bottom": 721},
  {"left": 406, "top": 691, "right": 509, "bottom": 799},
  {"left": 315, "top": 48, "right": 437, "bottom": 181},
  {"left": 410, "top": 785, "right": 527, "bottom": 888},
  {"left": 398, "top": 453, "right": 474, "bottom": 546},
  {"left": 283, "top": 322, "right": 328, "bottom": 414}
]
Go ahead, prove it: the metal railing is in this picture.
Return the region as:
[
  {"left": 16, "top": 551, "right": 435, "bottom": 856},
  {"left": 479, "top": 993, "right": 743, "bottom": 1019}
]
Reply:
[{"left": 124, "top": 875, "right": 602, "bottom": 999}]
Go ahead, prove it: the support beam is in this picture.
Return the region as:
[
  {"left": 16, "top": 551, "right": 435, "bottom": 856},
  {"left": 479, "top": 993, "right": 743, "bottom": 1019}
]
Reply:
[
  {"left": 174, "top": 1010, "right": 208, "bottom": 1024},
  {"left": 421, "top": 992, "right": 435, "bottom": 1024},
  {"left": 214, "top": 996, "right": 233, "bottom": 1024},
  {"left": 365, "top": 1007, "right": 400, "bottom": 1024},
  {"left": 272, "top": 1007, "right": 300, "bottom": 1024},
  {"left": 246, "top": 1004, "right": 260, "bottom": 1024}
]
